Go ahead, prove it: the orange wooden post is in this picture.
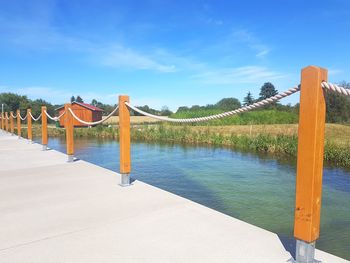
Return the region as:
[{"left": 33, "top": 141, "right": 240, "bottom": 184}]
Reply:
[
  {"left": 10, "top": 111, "right": 14, "bottom": 135},
  {"left": 41, "top": 106, "right": 48, "bottom": 150},
  {"left": 17, "top": 109, "right": 21, "bottom": 138},
  {"left": 27, "top": 109, "right": 33, "bottom": 142},
  {"left": 5, "top": 112, "right": 9, "bottom": 132},
  {"left": 119, "top": 95, "right": 131, "bottom": 186},
  {"left": 293, "top": 66, "right": 327, "bottom": 262},
  {"left": 64, "top": 104, "right": 74, "bottom": 162}
]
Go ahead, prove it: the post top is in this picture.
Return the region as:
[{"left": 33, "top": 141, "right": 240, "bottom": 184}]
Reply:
[{"left": 302, "top": 65, "right": 328, "bottom": 73}]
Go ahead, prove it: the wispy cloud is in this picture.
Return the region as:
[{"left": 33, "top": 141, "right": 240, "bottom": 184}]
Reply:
[
  {"left": 99, "top": 45, "right": 176, "bottom": 73},
  {"left": 233, "top": 29, "right": 271, "bottom": 58},
  {"left": 328, "top": 68, "right": 343, "bottom": 76},
  {"left": 192, "top": 66, "right": 287, "bottom": 85}
]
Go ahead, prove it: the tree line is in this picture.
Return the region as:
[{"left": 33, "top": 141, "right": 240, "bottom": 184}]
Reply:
[{"left": 1, "top": 81, "right": 350, "bottom": 123}]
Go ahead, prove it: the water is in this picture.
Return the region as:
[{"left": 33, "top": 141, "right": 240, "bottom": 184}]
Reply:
[{"left": 38, "top": 137, "right": 350, "bottom": 260}]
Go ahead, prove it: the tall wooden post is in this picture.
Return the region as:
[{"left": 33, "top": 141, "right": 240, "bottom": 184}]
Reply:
[
  {"left": 294, "top": 66, "right": 327, "bottom": 262},
  {"left": 64, "top": 104, "right": 74, "bottom": 162},
  {"left": 119, "top": 95, "right": 131, "bottom": 186},
  {"left": 17, "top": 110, "right": 21, "bottom": 138},
  {"left": 10, "top": 111, "right": 14, "bottom": 135},
  {"left": 41, "top": 106, "right": 48, "bottom": 150},
  {"left": 5, "top": 112, "right": 9, "bottom": 132},
  {"left": 27, "top": 109, "right": 32, "bottom": 142}
]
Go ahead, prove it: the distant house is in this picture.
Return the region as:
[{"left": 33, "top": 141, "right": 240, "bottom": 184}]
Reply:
[{"left": 56, "top": 102, "right": 104, "bottom": 127}]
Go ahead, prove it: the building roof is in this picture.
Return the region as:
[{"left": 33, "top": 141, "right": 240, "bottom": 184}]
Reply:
[{"left": 56, "top": 102, "right": 104, "bottom": 112}]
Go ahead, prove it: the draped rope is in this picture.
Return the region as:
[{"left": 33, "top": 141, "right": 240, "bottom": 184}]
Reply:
[
  {"left": 126, "top": 85, "right": 300, "bottom": 123},
  {"left": 322, "top": 82, "right": 350, "bottom": 96},
  {"left": 44, "top": 110, "right": 66, "bottom": 121},
  {"left": 29, "top": 112, "right": 42, "bottom": 122},
  {"left": 68, "top": 105, "right": 119, "bottom": 126}
]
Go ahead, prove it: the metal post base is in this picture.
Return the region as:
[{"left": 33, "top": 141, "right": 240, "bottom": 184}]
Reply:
[
  {"left": 120, "top": 173, "right": 131, "bottom": 187},
  {"left": 67, "top": 155, "right": 74, "bottom": 163},
  {"left": 42, "top": 145, "right": 48, "bottom": 151},
  {"left": 292, "top": 240, "right": 321, "bottom": 263}
]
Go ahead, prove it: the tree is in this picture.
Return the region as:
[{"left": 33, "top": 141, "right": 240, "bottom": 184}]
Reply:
[
  {"left": 243, "top": 91, "right": 254, "bottom": 106},
  {"left": 70, "top": 96, "right": 75, "bottom": 102},
  {"left": 215, "top": 98, "right": 241, "bottom": 111},
  {"left": 91, "top": 99, "right": 98, "bottom": 106},
  {"left": 0, "top": 93, "right": 29, "bottom": 112},
  {"left": 259, "top": 82, "right": 278, "bottom": 100},
  {"left": 160, "top": 106, "right": 172, "bottom": 116},
  {"left": 325, "top": 81, "right": 350, "bottom": 123},
  {"left": 0, "top": 93, "right": 55, "bottom": 122},
  {"left": 76, "top": 95, "right": 84, "bottom": 103},
  {"left": 176, "top": 106, "right": 190, "bottom": 113}
]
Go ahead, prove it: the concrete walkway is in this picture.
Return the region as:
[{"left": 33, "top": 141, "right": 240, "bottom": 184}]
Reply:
[{"left": 0, "top": 131, "right": 348, "bottom": 263}]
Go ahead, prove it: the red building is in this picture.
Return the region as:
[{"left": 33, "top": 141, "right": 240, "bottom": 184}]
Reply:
[{"left": 57, "top": 102, "right": 103, "bottom": 127}]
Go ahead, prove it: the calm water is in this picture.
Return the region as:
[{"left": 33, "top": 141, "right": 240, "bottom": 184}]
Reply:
[{"left": 36, "top": 137, "right": 350, "bottom": 260}]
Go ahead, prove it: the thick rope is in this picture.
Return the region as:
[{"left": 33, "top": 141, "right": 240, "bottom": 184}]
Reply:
[
  {"left": 29, "top": 112, "right": 42, "bottom": 122},
  {"left": 68, "top": 105, "right": 119, "bottom": 126},
  {"left": 322, "top": 82, "right": 350, "bottom": 96},
  {"left": 126, "top": 86, "right": 300, "bottom": 123},
  {"left": 44, "top": 110, "right": 66, "bottom": 121},
  {"left": 11, "top": 112, "right": 17, "bottom": 119},
  {"left": 19, "top": 113, "right": 27, "bottom": 121}
]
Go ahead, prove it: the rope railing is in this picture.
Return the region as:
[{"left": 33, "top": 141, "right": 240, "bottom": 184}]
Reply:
[
  {"left": 11, "top": 112, "right": 17, "bottom": 119},
  {"left": 29, "top": 112, "right": 42, "bottom": 122},
  {"left": 126, "top": 85, "right": 300, "bottom": 123},
  {"left": 1, "top": 66, "right": 350, "bottom": 263},
  {"left": 68, "top": 105, "right": 119, "bottom": 126},
  {"left": 322, "top": 82, "right": 350, "bottom": 96},
  {"left": 19, "top": 113, "right": 27, "bottom": 121},
  {"left": 44, "top": 110, "right": 66, "bottom": 122}
]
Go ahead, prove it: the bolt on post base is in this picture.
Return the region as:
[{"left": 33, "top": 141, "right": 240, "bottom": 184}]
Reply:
[
  {"left": 42, "top": 145, "right": 48, "bottom": 151},
  {"left": 293, "top": 240, "right": 321, "bottom": 263},
  {"left": 120, "top": 173, "right": 131, "bottom": 187},
  {"left": 67, "top": 155, "right": 74, "bottom": 163}
]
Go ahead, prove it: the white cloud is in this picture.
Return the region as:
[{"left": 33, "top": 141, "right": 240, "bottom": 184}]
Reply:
[
  {"left": 328, "top": 68, "right": 343, "bottom": 76},
  {"left": 100, "top": 45, "right": 176, "bottom": 73},
  {"left": 233, "top": 29, "right": 271, "bottom": 58},
  {"left": 192, "top": 66, "right": 287, "bottom": 85}
]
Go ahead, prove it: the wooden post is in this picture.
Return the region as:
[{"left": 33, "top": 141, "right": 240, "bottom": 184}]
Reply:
[
  {"left": 64, "top": 104, "right": 74, "bottom": 162},
  {"left": 17, "top": 109, "right": 21, "bottom": 138},
  {"left": 27, "top": 109, "right": 32, "bottom": 141},
  {"left": 41, "top": 106, "right": 48, "bottom": 150},
  {"left": 5, "top": 112, "right": 9, "bottom": 132},
  {"left": 294, "top": 66, "right": 327, "bottom": 261},
  {"left": 119, "top": 95, "right": 131, "bottom": 186},
  {"left": 10, "top": 111, "right": 14, "bottom": 134}
]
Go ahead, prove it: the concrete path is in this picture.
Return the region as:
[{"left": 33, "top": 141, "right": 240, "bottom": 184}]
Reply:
[{"left": 0, "top": 131, "right": 348, "bottom": 263}]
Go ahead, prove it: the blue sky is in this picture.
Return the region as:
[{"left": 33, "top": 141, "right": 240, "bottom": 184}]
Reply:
[{"left": 0, "top": 0, "right": 349, "bottom": 110}]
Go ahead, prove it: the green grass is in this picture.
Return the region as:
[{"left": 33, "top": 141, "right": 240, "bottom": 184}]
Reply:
[{"left": 171, "top": 109, "right": 298, "bottom": 125}]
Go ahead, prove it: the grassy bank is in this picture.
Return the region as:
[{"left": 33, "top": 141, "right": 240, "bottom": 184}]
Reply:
[
  {"left": 22, "top": 123, "right": 350, "bottom": 168},
  {"left": 171, "top": 109, "right": 298, "bottom": 125}
]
